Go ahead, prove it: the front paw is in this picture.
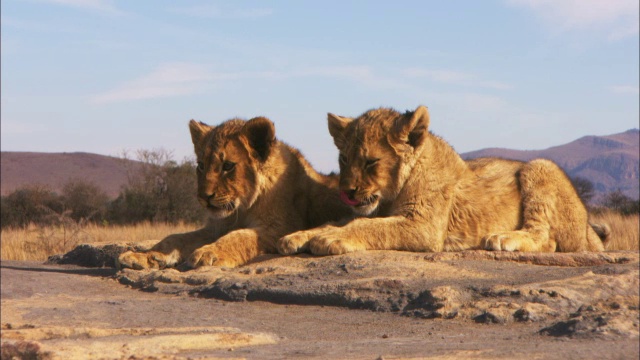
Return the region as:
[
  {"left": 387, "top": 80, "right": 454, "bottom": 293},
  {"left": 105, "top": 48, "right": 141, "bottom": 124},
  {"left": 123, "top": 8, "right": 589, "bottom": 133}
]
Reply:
[
  {"left": 482, "top": 231, "right": 528, "bottom": 252},
  {"left": 186, "top": 247, "right": 218, "bottom": 268},
  {"left": 117, "top": 251, "right": 168, "bottom": 270},
  {"left": 186, "top": 247, "right": 237, "bottom": 268},
  {"left": 277, "top": 231, "right": 312, "bottom": 255},
  {"left": 308, "top": 231, "right": 365, "bottom": 255}
]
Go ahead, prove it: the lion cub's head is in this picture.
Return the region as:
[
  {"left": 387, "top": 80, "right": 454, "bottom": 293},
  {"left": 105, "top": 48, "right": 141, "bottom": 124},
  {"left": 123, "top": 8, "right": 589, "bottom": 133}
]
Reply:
[
  {"left": 189, "top": 117, "right": 276, "bottom": 219},
  {"left": 328, "top": 106, "right": 430, "bottom": 216}
]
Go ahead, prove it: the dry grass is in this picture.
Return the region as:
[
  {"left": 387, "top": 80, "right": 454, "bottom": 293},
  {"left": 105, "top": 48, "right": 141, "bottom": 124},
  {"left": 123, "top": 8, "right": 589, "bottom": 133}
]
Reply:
[
  {"left": 1, "top": 213, "right": 637, "bottom": 262},
  {"left": 1, "top": 222, "right": 199, "bottom": 261},
  {"left": 590, "top": 211, "right": 640, "bottom": 251}
]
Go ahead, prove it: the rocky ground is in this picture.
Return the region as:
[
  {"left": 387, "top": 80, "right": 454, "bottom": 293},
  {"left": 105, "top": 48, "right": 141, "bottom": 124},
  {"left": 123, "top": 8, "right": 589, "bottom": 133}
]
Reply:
[{"left": 1, "top": 243, "right": 639, "bottom": 359}]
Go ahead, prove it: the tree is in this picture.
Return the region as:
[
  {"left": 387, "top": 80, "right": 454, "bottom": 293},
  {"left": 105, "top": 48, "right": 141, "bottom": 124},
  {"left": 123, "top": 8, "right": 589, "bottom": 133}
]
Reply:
[
  {"left": 108, "top": 149, "right": 204, "bottom": 224},
  {"left": 61, "top": 179, "right": 110, "bottom": 222},
  {"left": 0, "top": 185, "right": 64, "bottom": 228},
  {"left": 601, "top": 190, "right": 640, "bottom": 215},
  {"left": 571, "top": 176, "right": 595, "bottom": 205}
]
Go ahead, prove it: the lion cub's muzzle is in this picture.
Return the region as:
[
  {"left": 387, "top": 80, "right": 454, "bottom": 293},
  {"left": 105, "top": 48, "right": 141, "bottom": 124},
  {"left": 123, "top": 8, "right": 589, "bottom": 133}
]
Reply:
[
  {"left": 198, "top": 194, "right": 237, "bottom": 213},
  {"left": 339, "top": 190, "right": 379, "bottom": 208}
]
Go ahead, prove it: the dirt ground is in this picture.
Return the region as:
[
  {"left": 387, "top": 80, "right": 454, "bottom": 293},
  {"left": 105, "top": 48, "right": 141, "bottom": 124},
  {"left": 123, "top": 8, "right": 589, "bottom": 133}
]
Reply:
[{"left": 1, "top": 246, "right": 639, "bottom": 359}]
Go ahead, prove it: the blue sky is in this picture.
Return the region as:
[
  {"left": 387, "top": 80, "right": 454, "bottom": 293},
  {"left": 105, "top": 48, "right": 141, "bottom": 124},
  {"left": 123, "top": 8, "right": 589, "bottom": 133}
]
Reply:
[{"left": 2, "top": 0, "right": 638, "bottom": 172}]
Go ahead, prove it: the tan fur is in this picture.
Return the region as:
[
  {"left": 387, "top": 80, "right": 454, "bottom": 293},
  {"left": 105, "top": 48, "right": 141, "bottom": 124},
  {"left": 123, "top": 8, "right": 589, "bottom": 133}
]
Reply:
[
  {"left": 281, "top": 106, "right": 605, "bottom": 255},
  {"left": 117, "top": 117, "right": 351, "bottom": 269}
]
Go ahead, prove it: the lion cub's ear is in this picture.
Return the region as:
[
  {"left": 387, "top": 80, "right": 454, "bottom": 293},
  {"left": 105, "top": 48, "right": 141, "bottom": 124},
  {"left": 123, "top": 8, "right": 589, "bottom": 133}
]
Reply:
[
  {"left": 394, "top": 105, "right": 430, "bottom": 148},
  {"left": 327, "top": 113, "right": 353, "bottom": 149},
  {"left": 189, "top": 120, "right": 212, "bottom": 146},
  {"left": 242, "top": 117, "right": 276, "bottom": 162}
]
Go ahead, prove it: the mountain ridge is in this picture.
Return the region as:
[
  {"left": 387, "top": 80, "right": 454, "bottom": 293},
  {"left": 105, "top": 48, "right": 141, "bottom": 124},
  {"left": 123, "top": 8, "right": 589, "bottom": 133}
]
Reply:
[
  {"left": 462, "top": 129, "right": 639, "bottom": 200},
  {"left": 1, "top": 129, "right": 638, "bottom": 201}
]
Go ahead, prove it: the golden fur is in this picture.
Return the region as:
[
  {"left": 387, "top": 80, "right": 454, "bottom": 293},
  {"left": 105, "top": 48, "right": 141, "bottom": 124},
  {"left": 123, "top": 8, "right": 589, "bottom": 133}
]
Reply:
[
  {"left": 279, "top": 106, "right": 605, "bottom": 255},
  {"left": 117, "top": 117, "right": 351, "bottom": 269}
]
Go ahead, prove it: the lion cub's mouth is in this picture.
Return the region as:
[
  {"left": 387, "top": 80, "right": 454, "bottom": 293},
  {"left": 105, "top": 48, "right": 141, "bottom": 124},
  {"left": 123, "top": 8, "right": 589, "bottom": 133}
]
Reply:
[
  {"left": 339, "top": 191, "right": 379, "bottom": 207},
  {"left": 207, "top": 202, "right": 237, "bottom": 212}
]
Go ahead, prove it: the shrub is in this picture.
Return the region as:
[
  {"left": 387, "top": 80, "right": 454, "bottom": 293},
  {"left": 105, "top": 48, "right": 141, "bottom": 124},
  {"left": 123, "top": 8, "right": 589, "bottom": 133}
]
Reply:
[
  {"left": 0, "top": 185, "right": 63, "bottom": 229},
  {"left": 107, "top": 149, "right": 204, "bottom": 225},
  {"left": 601, "top": 190, "right": 640, "bottom": 215},
  {"left": 61, "top": 179, "right": 110, "bottom": 222},
  {"left": 571, "top": 176, "right": 595, "bottom": 205}
]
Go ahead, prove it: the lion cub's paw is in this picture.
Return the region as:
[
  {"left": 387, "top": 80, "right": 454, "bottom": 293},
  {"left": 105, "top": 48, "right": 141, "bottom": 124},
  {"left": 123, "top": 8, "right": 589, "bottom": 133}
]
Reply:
[
  {"left": 186, "top": 246, "right": 236, "bottom": 268},
  {"left": 482, "top": 231, "right": 547, "bottom": 252},
  {"left": 117, "top": 251, "right": 169, "bottom": 270},
  {"left": 308, "top": 232, "right": 365, "bottom": 255},
  {"left": 277, "top": 231, "right": 312, "bottom": 255}
]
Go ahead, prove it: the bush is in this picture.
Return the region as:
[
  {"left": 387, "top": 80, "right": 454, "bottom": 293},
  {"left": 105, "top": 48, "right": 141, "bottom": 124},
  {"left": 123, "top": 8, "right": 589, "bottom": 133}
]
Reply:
[
  {"left": 61, "top": 179, "right": 110, "bottom": 222},
  {"left": 0, "top": 185, "right": 64, "bottom": 229},
  {"left": 571, "top": 176, "right": 595, "bottom": 205},
  {"left": 601, "top": 190, "right": 640, "bottom": 215},
  {"left": 107, "top": 149, "right": 204, "bottom": 225}
]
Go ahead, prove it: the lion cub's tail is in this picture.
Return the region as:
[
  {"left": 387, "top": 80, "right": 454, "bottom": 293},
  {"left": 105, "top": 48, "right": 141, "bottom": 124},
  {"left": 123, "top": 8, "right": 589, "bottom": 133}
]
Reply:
[{"left": 590, "top": 222, "right": 611, "bottom": 247}]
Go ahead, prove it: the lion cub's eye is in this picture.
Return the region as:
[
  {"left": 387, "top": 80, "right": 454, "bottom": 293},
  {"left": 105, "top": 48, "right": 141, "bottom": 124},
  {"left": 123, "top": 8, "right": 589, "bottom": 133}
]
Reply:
[
  {"left": 196, "top": 161, "right": 205, "bottom": 173},
  {"left": 365, "top": 158, "right": 379, "bottom": 168},
  {"left": 222, "top": 161, "right": 236, "bottom": 172},
  {"left": 339, "top": 154, "right": 347, "bottom": 165}
]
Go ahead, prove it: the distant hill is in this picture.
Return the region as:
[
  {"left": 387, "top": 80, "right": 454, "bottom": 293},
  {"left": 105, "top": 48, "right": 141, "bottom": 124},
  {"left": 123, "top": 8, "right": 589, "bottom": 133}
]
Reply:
[
  {"left": 1, "top": 129, "right": 638, "bottom": 201},
  {"left": 462, "top": 129, "right": 639, "bottom": 201},
  {"left": 0, "top": 152, "right": 140, "bottom": 198}
]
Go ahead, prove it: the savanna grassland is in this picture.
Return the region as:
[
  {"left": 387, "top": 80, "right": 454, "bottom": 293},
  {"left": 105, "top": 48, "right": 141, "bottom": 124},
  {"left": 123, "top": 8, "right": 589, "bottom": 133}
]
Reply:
[
  {"left": 591, "top": 211, "right": 640, "bottom": 251},
  {"left": 1, "top": 212, "right": 637, "bottom": 262},
  {"left": 1, "top": 221, "right": 198, "bottom": 261}
]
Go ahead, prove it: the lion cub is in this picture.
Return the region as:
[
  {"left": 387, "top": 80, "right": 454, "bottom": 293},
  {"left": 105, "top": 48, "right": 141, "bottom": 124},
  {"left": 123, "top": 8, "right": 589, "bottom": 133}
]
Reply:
[
  {"left": 279, "top": 106, "right": 605, "bottom": 255},
  {"left": 117, "top": 117, "right": 351, "bottom": 269}
]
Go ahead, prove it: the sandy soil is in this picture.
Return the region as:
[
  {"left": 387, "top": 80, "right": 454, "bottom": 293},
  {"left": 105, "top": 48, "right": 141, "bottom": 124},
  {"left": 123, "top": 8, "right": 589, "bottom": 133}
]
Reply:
[{"left": 1, "top": 246, "right": 639, "bottom": 359}]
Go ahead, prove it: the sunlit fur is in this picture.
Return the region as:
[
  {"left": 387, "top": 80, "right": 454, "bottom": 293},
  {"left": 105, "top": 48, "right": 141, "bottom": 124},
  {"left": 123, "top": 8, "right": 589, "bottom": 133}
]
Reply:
[
  {"left": 117, "top": 117, "right": 352, "bottom": 269},
  {"left": 283, "top": 106, "right": 606, "bottom": 256}
]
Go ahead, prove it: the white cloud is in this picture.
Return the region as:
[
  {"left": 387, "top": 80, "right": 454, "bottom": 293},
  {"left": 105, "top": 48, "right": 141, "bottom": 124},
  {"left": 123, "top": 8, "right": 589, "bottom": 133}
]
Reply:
[
  {"left": 91, "top": 63, "right": 513, "bottom": 105},
  {"left": 402, "top": 68, "right": 512, "bottom": 90},
  {"left": 90, "top": 64, "right": 387, "bottom": 104},
  {"left": 508, "top": 0, "right": 639, "bottom": 40},
  {"left": 170, "top": 4, "right": 273, "bottom": 19},
  {"left": 34, "top": 0, "right": 124, "bottom": 15},
  {"left": 609, "top": 85, "right": 640, "bottom": 95},
  {"left": 90, "top": 63, "right": 213, "bottom": 104}
]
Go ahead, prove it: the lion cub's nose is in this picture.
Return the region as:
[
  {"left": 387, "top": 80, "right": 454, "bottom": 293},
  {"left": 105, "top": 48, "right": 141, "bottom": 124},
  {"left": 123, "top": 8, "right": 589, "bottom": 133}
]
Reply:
[{"left": 199, "top": 192, "right": 215, "bottom": 203}]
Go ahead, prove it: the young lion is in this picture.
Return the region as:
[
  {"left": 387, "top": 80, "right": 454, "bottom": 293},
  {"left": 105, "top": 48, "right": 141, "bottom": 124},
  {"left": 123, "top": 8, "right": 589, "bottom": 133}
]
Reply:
[
  {"left": 278, "top": 106, "right": 606, "bottom": 255},
  {"left": 117, "top": 116, "right": 351, "bottom": 269}
]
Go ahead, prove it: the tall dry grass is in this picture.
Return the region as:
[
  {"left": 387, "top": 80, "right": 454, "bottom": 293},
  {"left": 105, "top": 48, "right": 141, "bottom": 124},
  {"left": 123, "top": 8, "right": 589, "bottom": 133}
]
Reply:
[
  {"left": 1, "top": 222, "right": 199, "bottom": 261},
  {"left": 590, "top": 211, "right": 639, "bottom": 251},
  {"left": 1, "top": 213, "right": 637, "bottom": 262}
]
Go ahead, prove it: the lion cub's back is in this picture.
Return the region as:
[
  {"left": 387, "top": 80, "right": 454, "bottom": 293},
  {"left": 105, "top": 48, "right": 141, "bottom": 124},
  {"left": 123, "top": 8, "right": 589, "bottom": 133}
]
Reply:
[{"left": 459, "top": 157, "right": 525, "bottom": 235}]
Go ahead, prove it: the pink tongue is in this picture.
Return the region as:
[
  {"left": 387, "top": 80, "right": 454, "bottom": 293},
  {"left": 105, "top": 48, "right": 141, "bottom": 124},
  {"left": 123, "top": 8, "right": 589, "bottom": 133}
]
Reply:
[{"left": 340, "top": 191, "right": 361, "bottom": 206}]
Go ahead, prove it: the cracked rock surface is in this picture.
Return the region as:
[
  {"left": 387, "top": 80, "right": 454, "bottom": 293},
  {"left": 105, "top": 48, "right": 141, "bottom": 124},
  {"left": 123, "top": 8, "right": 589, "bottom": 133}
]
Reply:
[{"left": 2, "top": 244, "right": 638, "bottom": 359}]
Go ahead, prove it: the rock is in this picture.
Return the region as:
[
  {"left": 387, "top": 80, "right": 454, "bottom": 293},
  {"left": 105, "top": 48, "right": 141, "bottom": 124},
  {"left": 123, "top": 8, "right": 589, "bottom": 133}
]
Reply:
[
  {"left": 46, "top": 246, "right": 640, "bottom": 335},
  {"left": 4, "top": 247, "right": 639, "bottom": 359},
  {"left": 45, "top": 241, "right": 156, "bottom": 268}
]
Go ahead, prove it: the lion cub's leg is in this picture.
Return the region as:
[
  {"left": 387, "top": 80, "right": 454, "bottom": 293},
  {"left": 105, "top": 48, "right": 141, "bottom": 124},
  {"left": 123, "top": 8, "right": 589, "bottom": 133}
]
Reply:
[
  {"left": 277, "top": 223, "right": 342, "bottom": 255},
  {"left": 483, "top": 159, "right": 601, "bottom": 252},
  {"left": 186, "top": 228, "right": 272, "bottom": 268},
  {"left": 117, "top": 229, "right": 213, "bottom": 270},
  {"left": 117, "top": 250, "right": 178, "bottom": 270},
  {"left": 482, "top": 230, "right": 555, "bottom": 252}
]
